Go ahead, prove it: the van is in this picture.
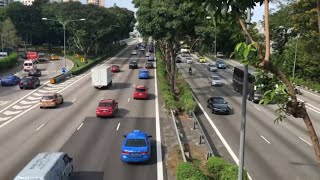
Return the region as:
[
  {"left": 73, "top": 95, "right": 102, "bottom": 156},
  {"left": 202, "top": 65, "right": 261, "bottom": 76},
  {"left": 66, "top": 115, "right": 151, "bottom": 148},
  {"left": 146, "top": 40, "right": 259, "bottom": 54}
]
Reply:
[
  {"left": 0, "top": 52, "right": 8, "bottom": 59},
  {"left": 27, "top": 51, "right": 38, "bottom": 62},
  {"left": 24, "top": 60, "right": 37, "bottom": 72},
  {"left": 14, "top": 152, "right": 73, "bottom": 180}
]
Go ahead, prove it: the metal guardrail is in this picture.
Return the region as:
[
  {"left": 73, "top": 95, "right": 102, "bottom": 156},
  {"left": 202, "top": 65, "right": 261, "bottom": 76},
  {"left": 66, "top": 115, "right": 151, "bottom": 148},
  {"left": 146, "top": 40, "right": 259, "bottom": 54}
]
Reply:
[
  {"left": 170, "top": 109, "right": 187, "bottom": 162},
  {"left": 50, "top": 72, "right": 72, "bottom": 84}
]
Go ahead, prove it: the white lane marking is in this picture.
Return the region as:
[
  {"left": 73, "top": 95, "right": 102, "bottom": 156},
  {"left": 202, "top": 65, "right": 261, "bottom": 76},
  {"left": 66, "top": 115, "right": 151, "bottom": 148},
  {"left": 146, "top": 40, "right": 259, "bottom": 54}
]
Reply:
[
  {"left": 260, "top": 135, "right": 270, "bottom": 144},
  {"left": 0, "top": 91, "right": 8, "bottom": 96},
  {"left": 4, "top": 110, "right": 22, "bottom": 116},
  {"left": 116, "top": 123, "right": 120, "bottom": 131},
  {"left": 133, "top": 84, "right": 136, "bottom": 87},
  {"left": 254, "top": 105, "right": 261, "bottom": 111},
  {"left": 155, "top": 59, "right": 164, "bottom": 180},
  {"left": 77, "top": 123, "right": 83, "bottom": 130},
  {"left": 0, "top": 101, "right": 10, "bottom": 106},
  {"left": 12, "top": 105, "right": 32, "bottom": 110},
  {"left": 37, "top": 89, "right": 55, "bottom": 94},
  {"left": 0, "top": 72, "right": 91, "bottom": 129},
  {"left": 300, "top": 89, "right": 320, "bottom": 98},
  {"left": 193, "top": 95, "right": 253, "bottom": 180},
  {"left": 0, "top": 81, "right": 49, "bottom": 113},
  {"left": 299, "top": 137, "right": 312, "bottom": 146},
  {"left": 32, "top": 92, "right": 44, "bottom": 97},
  {"left": 210, "top": 88, "right": 214, "bottom": 92},
  {"left": 72, "top": 98, "right": 77, "bottom": 102},
  {"left": 36, "top": 123, "right": 45, "bottom": 131},
  {"left": 0, "top": 116, "right": 11, "bottom": 121},
  {"left": 128, "top": 98, "right": 130, "bottom": 102},
  {"left": 306, "top": 106, "right": 320, "bottom": 115},
  {"left": 26, "top": 96, "right": 41, "bottom": 101},
  {"left": 305, "top": 103, "right": 320, "bottom": 112},
  {"left": 20, "top": 100, "right": 38, "bottom": 105}
]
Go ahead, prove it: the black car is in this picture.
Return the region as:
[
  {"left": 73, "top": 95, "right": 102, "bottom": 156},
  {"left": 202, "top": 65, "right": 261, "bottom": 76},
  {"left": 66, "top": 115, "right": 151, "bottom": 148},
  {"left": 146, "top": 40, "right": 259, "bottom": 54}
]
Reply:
[
  {"left": 176, "top": 57, "right": 182, "bottom": 63},
  {"left": 129, "top": 60, "right": 138, "bottom": 69},
  {"left": 19, "top": 76, "right": 40, "bottom": 89},
  {"left": 28, "top": 69, "right": 41, "bottom": 77},
  {"left": 207, "top": 97, "right": 230, "bottom": 114},
  {"left": 145, "top": 62, "right": 154, "bottom": 69}
]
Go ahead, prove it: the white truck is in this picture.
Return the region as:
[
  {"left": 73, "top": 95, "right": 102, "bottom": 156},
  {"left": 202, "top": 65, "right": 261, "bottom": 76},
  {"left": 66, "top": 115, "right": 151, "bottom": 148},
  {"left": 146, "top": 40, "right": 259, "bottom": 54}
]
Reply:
[{"left": 91, "top": 65, "right": 112, "bottom": 89}]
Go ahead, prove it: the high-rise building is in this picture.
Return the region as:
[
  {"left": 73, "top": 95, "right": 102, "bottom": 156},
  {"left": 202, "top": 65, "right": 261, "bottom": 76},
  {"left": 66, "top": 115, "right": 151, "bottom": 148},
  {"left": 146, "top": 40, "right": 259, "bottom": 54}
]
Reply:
[{"left": 87, "top": 0, "right": 104, "bottom": 7}]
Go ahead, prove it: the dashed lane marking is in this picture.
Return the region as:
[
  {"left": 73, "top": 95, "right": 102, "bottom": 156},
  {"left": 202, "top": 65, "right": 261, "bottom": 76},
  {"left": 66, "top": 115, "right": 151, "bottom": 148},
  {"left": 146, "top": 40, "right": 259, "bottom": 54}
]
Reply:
[
  {"left": 36, "top": 123, "right": 45, "bottom": 131},
  {"left": 260, "top": 135, "right": 270, "bottom": 144},
  {"left": 77, "top": 123, "right": 83, "bottom": 130},
  {"left": 116, "top": 123, "right": 120, "bottom": 131},
  {"left": 299, "top": 137, "right": 312, "bottom": 146}
]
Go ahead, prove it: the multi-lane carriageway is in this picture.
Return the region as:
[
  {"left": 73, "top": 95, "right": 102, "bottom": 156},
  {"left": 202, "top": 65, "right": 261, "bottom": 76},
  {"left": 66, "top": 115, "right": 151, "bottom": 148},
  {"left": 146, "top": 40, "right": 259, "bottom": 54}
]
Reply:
[{"left": 0, "top": 43, "right": 164, "bottom": 180}]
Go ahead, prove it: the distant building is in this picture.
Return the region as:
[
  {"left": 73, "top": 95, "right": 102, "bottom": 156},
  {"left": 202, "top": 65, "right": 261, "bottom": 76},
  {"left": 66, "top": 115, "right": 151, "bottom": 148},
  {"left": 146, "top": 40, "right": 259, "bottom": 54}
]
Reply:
[
  {"left": 19, "top": 0, "right": 78, "bottom": 6},
  {"left": 0, "top": 0, "right": 13, "bottom": 6},
  {"left": 87, "top": 0, "right": 104, "bottom": 7}
]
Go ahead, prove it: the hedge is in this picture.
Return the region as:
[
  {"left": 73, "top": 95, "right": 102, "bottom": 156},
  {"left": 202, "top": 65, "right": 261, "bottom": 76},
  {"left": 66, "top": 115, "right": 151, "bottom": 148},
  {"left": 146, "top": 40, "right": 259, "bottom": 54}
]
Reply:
[
  {"left": 176, "top": 73, "right": 197, "bottom": 112},
  {"left": 177, "top": 162, "right": 207, "bottom": 180},
  {"left": 0, "top": 53, "right": 19, "bottom": 71},
  {"left": 207, "top": 157, "right": 249, "bottom": 180},
  {"left": 294, "top": 78, "right": 320, "bottom": 92},
  {"left": 69, "top": 45, "right": 125, "bottom": 75}
]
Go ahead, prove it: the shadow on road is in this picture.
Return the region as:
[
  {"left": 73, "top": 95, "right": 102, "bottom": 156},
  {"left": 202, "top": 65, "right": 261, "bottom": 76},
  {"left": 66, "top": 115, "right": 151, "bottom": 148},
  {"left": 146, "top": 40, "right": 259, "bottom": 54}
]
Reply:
[{"left": 71, "top": 171, "right": 103, "bottom": 180}]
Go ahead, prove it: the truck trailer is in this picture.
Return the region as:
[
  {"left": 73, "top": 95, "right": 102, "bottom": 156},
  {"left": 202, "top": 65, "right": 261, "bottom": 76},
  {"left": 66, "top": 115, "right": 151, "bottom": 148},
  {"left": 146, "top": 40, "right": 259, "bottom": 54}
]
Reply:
[{"left": 91, "top": 65, "right": 112, "bottom": 89}]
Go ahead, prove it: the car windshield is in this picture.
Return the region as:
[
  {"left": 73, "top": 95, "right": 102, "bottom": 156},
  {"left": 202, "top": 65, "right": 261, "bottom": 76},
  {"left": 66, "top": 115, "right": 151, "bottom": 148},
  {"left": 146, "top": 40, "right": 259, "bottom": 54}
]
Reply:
[
  {"left": 125, "top": 139, "right": 146, "bottom": 147},
  {"left": 24, "top": 63, "right": 33, "bottom": 66},
  {"left": 130, "top": 61, "right": 137, "bottom": 64},
  {"left": 213, "top": 98, "right": 226, "bottom": 104},
  {"left": 42, "top": 96, "right": 54, "bottom": 100},
  {"left": 3, "top": 76, "right": 14, "bottom": 80},
  {"left": 186, "top": 57, "right": 192, "bottom": 60},
  {"left": 211, "top": 76, "right": 221, "bottom": 80},
  {"left": 21, "top": 78, "right": 31, "bottom": 82},
  {"left": 217, "top": 61, "right": 224, "bottom": 64},
  {"left": 99, "top": 102, "right": 112, "bottom": 107},
  {"left": 136, "top": 88, "right": 146, "bottom": 92},
  {"left": 209, "top": 64, "right": 216, "bottom": 67}
]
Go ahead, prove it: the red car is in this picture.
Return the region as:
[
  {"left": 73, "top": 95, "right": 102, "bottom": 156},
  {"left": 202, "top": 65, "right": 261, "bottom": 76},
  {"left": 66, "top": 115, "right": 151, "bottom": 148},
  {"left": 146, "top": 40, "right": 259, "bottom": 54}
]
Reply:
[
  {"left": 133, "top": 85, "right": 149, "bottom": 99},
  {"left": 111, "top": 65, "right": 120, "bottom": 73},
  {"left": 96, "top": 99, "right": 118, "bottom": 117}
]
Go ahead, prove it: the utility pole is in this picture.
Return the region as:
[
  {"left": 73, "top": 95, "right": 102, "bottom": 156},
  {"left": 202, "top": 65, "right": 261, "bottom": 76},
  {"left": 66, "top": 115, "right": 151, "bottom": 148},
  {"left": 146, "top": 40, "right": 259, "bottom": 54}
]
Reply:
[{"left": 238, "top": 7, "right": 251, "bottom": 180}]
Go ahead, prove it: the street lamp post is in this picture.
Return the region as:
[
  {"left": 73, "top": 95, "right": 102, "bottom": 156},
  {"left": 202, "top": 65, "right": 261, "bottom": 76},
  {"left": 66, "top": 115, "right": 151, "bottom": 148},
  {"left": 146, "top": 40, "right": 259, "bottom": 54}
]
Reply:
[
  {"left": 206, "top": 16, "right": 217, "bottom": 57},
  {"left": 42, "top": 18, "right": 85, "bottom": 68}
]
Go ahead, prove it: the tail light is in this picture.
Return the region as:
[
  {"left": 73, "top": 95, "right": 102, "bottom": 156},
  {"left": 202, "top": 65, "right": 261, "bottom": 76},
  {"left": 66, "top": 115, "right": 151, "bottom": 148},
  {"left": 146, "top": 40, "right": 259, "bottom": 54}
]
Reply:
[
  {"left": 122, "top": 151, "right": 130, "bottom": 155},
  {"left": 140, "top": 152, "right": 149, "bottom": 155}
]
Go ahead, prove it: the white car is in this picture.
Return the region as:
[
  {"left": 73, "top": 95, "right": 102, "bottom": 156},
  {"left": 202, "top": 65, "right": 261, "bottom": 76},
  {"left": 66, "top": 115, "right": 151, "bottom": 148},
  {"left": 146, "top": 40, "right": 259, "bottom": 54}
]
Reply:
[
  {"left": 209, "top": 75, "right": 223, "bottom": 86},
  {"left": 186, "top": 57, "right": 193, "bottom": 64},
  {"left": 208, "top": 63, "right": 218, "bottom": 72},
  {"left": 140, "top": 47, "right": 145, "bottom": 51},
  {"left": 145, "top": 52, "right": 150, "bottom": 57},
  {"left": 217, "top": 52, "right": 224, "bottom": 58},
  {"left": 132, "top": 50, "right": 137, "bottom": 55}
]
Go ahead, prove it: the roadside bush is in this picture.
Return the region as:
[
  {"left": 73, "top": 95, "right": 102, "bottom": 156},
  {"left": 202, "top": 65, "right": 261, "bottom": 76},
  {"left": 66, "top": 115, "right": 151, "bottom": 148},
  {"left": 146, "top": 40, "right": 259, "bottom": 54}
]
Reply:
[
  {"left": 0, "top": 53, "right": 19, "bottom": 71},
  {"left": 176, "top": 73, "right": 197, "bottom": 112},
  {"left": 220, "top": 164, "right": 249, "bottom": 180},
  {"left": 207, "top": 157, "right": 228, "bottom": 179},
  {"left": 177, "top": 162, "right": 207, "bottom": 180}
]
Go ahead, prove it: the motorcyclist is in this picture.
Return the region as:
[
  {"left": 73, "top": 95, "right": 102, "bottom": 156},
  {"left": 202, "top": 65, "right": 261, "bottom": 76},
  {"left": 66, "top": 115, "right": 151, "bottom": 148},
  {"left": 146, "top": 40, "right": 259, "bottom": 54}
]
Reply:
[{"left": 189, "top": 66, "right": 192, "bottom": 75}]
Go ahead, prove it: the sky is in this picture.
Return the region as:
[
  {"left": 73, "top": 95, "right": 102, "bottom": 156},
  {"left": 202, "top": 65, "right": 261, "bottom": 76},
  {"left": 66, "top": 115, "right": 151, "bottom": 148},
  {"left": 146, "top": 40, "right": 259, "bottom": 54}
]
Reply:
[{"left": 104, "top": 0, "right": 277, "bottom": 23}]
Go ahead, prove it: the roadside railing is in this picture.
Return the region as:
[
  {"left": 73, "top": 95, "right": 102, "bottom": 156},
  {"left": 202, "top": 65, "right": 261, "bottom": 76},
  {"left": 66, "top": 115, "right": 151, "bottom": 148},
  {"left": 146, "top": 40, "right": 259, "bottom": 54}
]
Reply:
[{"left": 170, "top": 109, "right": 187, "bottom": 162}]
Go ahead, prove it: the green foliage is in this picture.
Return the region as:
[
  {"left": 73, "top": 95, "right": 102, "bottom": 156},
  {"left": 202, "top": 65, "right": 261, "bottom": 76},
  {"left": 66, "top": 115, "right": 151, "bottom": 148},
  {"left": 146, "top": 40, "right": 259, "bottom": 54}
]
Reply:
[
  {"left": 294, "top": 78, "right": 320, "bottom": 92},
  {"left": 220, "top": 164, "right": 249, "bottom": 180},
  {"left": 176, "top": 162, "right": 207, "bottom": 180},
  {"left": 232, "top": 42, "right": 258, "bottom": 65},
  {"left": 0, "top": 53, "right": 18, "bottom": 71},
  {"left": 176, "top": 73, "right": 197, "bottom": 112},
  {"left": 207, "top": 157, "right": 228, "bottom": 179}
]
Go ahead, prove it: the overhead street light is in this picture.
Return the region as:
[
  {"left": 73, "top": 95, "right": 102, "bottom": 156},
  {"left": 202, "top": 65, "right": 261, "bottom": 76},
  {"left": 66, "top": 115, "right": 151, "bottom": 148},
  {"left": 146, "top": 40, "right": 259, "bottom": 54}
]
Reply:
[{"left": 42, "top": 17, "right": 86, "bottom": 68}]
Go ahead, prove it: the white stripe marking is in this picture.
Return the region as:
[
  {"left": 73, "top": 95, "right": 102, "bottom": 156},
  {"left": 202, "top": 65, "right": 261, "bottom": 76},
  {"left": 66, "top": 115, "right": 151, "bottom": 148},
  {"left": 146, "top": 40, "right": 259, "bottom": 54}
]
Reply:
[
  {"left": 133, "top": 84, "right": 136, "bottom": 87},
  {"left": 300, "top": 89, "right": 320, "bottom": 98},
  {"left": 307, "top": 107, "right": 320, "bottom": 115},
  {"left": 4, "top": 110, "right": 22, "bottom": 116},
  {"left": 260, "top": 135, "right": 270, "bottom": 144},
  {"left": 0, "top": 101, "right": 9, "bottom": 106},
  {"left": 116, "top": 123, "right": 120, "bottom": 131},
  {"left": 0, "top": 116, "right": 11, "bottom": 121},
  {"left": 77, "top": 123, "right": 83, "bottom": 130},
  {"left": 72, "top": 98, "right": 77, "bottom": 102},
  {"left": 12, "top": 105, "right": 32, "bottom": 110},
  {"left": 128, "top": 98, "right": 130, "bottom": 102},
  {"left": 299, "top": 137, "right": 312, "bottom": 146},
  {"left": 36, "top": 123, "right": 45, "bottom": 131},
  {"left": 20, "top": 100, "right": 38, "bottom": 105},
  {"left": 210, "top": 88, "right": 214, "bottom": 92},
  {"left": 254, "top": 105, "right": 261, "bottom": 111},
  {"left": 27, "top": 96, "right": 41, "bottom": 101},
  {"left": 155, "top": 54, "right": 164, "bottom": 180}
]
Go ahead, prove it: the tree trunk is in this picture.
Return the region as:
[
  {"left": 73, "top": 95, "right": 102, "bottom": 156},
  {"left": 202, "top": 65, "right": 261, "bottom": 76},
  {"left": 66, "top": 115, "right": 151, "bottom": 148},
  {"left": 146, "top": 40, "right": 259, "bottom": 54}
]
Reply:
[
  {"left": 317, "top": 0, "right": 320, "bottom": 33},
  {"left": 303, "top": 109, "right": 320, "bottom": 161},
  {"left": 169, "top": 43, "right": 175, "bottom": 93}
]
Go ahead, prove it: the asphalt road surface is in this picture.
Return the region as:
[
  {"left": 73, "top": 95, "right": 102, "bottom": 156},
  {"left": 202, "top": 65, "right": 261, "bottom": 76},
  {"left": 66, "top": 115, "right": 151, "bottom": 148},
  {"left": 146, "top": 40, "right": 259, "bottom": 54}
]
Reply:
[
  {"left": 0, "top": 44, "right": 161, "bottom": 180},
  {"left": 177, "top": 57, "right": 320, "bottom": 180}
]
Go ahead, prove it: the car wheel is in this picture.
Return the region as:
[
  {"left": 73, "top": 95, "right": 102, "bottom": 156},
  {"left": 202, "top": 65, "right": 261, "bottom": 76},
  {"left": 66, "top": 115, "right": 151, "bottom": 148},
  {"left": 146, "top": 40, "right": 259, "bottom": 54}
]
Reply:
[
  {"left": 33, "top": 84, "right": 36, "bottom": 89},
  {"left": 212, "top": 109, "right": 215, "bottom": 114},
  {"left": 19, "top": 87, "right": 23, "bottom": 89},
  {"left": 61, "top": 99, "right": 64, "bottom": 104}
]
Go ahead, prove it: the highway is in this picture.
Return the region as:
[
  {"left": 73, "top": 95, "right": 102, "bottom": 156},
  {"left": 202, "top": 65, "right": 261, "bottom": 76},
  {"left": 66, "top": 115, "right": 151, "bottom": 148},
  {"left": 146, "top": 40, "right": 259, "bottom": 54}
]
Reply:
[
  {"left": 0, "top": 57, "right": 73, "bottom": 113},
  {"left": 177, "top": 57, "right": 320, "bottom": 180},
  {"left": 0, "top": 44, "right": 162, "bottom": 180}
]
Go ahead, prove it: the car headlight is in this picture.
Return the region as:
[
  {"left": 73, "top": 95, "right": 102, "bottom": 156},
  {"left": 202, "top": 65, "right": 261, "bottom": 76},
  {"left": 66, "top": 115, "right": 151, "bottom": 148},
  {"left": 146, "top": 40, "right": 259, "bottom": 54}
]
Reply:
[{"left": 213, "top": 108, "right": 220, "bottom": 111}]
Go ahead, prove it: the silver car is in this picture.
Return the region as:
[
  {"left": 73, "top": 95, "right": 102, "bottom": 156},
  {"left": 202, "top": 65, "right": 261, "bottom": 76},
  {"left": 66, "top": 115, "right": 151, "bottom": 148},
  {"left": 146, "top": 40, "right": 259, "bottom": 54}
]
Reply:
[
  {"left": 208, "top": 63, "right": 218, "bottom": 72},
  {"left": 209, "top": 75, "right": 223, "bottom": 86},
  {"left": 186, "top": 57, "right": 193, "bottom": 64}
]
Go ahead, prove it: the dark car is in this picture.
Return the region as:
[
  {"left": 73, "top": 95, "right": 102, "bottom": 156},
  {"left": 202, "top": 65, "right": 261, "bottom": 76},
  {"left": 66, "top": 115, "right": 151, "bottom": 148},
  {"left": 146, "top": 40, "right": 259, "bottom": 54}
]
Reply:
[
  {"left": 28, "top": 69, "right": 41, "bottom": 77},
  {"left": 145, "top": 62, "right": 154, "bottom": 69},
  {"left": 207, "top": 96, "right": 230, "bottom": 114},
  {"left": 176, "top": 57, "right": 182, "bottom": 63},
  {"left": 216, "top": 60, "right": 227, "bottom": 69},
  {"left": 19, "top": 76, "right": 40, "bottom": 89},
  {"left": 1, "top": 74, "right": 20, "bottom": 86},
  {"left": 129, "top": 60, "right": 138, "bottom": 69}
]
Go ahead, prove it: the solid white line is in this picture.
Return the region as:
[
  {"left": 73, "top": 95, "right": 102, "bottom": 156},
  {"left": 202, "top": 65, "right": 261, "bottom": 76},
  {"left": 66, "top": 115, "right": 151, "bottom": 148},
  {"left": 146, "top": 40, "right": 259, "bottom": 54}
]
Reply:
[
  {"left": 299, "top": 136, "right": 312, "bottom": 146},
  {"left": 300, "top": 89, "right": 320, "bottom": 98},
  {"left": 254, "top": 105, "right": 261, "bottom": 111},
  {"left": 210, "top": 88, "right": 214, "bottom": 92},
  {"left": 305, "top": 103, "right": 320, "bottom": 111},
  {"left": 116, "top": 123, "right": 120, "bottom": 131},
  {"left": 0, "top": 81, "right": 49, "bottom": 113},
  {"left": 193, "top": 95, "right": 253, "bottom": 180},
  {"left": 77, "top": 123, "right": 83, "bottom": 130},
  {"left": 36, "top": 123, "right": 45, "bottom": 131},
  {"left": 128, "top": 98, "right": 130, "bottom": 102},
  {"left": 260, "top": 135, "right": 270, "bottom": 144},
  {"left": 72, "top": 98, "right": 77, "bottom": 102},
  {"left": 155, "top": 58, "right": 164, "bottom": 180},
  {"left": 307, "top": 107, "right": 320, "bottom": 115},
  {"left": 0, "top": 72, "right": 91, "bottom": 129}
]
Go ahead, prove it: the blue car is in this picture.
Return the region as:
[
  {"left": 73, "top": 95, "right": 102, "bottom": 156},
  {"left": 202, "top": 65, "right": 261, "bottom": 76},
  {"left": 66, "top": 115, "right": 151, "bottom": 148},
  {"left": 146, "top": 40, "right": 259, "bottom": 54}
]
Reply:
[
  {"left": 121, "top": 130, "right": 152, "bottom": 163},
  {"left": 138, "top": 69, "right": 149, "bottom": 79},
  {"left": 1, "top": 74, "right": 20, "bottom": 86}
]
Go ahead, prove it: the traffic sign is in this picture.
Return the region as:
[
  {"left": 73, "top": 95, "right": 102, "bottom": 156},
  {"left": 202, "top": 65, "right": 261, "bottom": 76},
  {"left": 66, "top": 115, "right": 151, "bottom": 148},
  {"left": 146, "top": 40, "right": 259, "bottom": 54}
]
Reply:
[{"left": 61, "top": 67, "right": 67, "bottom": 74}]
